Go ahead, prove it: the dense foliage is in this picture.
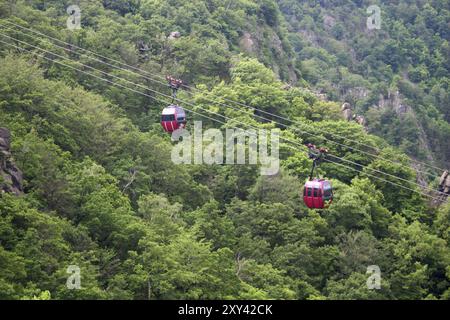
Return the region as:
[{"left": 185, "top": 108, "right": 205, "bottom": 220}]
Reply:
[
  {"left": 277, "top": 0, "right": 450, "bottom": 167},
  {"left": 0, "top": 0, "right": 448, "bottom": 300}
]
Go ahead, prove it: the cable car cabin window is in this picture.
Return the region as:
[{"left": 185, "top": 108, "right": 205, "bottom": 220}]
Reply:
[
  {"left": 323, "top": 185, "right": 332, "bottom": 200},
  {"left": 303, "top": 188, "right": 306, "bottom": 196},
  {"left": 177, "top": 116, "right": 185, "bottom": 122},
  {"left": 313, "top": 188, "right": 319, "bottom": 197},
  {"left": 162, "top": 114, "right": 175, "bottom": 121},
  {"left": 307, "top": 188, "right": 312, "bottom": 197}
]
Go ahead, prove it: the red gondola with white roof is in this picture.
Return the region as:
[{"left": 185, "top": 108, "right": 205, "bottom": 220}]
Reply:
[
  {"left": 302, "top": 144, "right": 333, "bottom": 209},
  {"left": 161, "top": 105, "right": 186, "bottom": 133},
  {"left": 161, "top": 76, "right": 186, "bottom": 133}
]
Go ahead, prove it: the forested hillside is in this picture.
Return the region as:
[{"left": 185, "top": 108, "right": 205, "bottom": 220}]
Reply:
[
  {"left": 277, "top": 0, "right": 450, "bottom": 169},
  {"left": 0, "top": 0, "right": 449, "bottom": 300}
]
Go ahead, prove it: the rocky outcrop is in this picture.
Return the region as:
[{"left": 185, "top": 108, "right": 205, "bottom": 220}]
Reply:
[
  {"left": 239, "top": 32, "right": 256, "bottom": 54},
  {"left": 377, "top": 90, "right": 436, "bottom": 167},
  {"left": 342, "top": 102, "right": 352, "bottom": 121},
  {"left": 378, "top": 90, "right": 410, "bottom": 116},
  {"left": 0, "top": 128, "right": 23, "bottom": 196},
  {"left": 239, "top": 28, "right": 298, "bottom": 84},
  {"left": 439, "top": 171, "right": 450, "bottom": 195},
  {"left": 431, "top": 170, "right": 450, "bottom": 205},
  {"left": 341, "top": 102, "right": 367, "bottom": 129},
  {"left": 168, "top": 31, "right": 181, "bottom": 40},
  {"left": 354, "top": 115, "right": 366, "bottom": 126},
  {"left": 323, "top": 15, "right": 336, "bottom": 29},
  {"left": 345, "top": 87, "right": 370, "bottom": 101}
]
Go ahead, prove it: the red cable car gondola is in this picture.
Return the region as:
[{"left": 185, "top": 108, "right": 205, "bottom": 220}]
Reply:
[
  {"left": 161, "top": 76, "right": 186, "bottom": 133},
  {"left": 302, "top": 144, "right": 333, "bottom": 209},
  {"left": 303, "top": 178, "right": 333, "bottom": 209},
  {"left": 161, "top": 105, "right": 186, "bottom": 133}
]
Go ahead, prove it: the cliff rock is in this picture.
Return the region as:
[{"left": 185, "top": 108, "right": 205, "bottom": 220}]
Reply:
[{"left": 0, "top": 128, "right": 23, "bottom": 195}]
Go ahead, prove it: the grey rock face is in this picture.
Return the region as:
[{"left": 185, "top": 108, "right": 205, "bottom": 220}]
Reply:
[{"left": 0, "top": 128, "right": 23, "bottom": 196}]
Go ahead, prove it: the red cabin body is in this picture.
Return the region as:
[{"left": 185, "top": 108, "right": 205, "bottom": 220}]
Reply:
[
  {"left": 303, "top": 179, "right": 333, "bottom": 209},
  {"left": 161, "top": 105, "right": 186, "bottom": 133}
]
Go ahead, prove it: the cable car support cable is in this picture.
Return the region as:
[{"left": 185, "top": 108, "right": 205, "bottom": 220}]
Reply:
[
  {"left": 0, "top": 35, "right": 445, "bottom": 202},
  {"left": 0, "top": 20, "right": 446, "bottom": 177}
]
